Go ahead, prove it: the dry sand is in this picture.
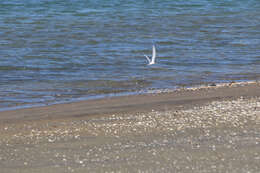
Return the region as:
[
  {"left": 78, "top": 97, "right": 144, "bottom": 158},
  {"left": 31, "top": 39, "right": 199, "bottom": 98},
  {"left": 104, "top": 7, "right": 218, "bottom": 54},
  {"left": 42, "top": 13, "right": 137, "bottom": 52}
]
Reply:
[{"left": 0, "top": 82, "right": 260, "bottom": 172}]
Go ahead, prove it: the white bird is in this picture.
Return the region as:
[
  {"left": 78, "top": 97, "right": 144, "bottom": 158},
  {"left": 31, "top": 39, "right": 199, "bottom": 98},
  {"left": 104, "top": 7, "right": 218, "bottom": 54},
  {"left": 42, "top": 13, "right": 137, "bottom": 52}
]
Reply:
[{"left": 144, "top": 45, "right": 156, "bottom": 65}]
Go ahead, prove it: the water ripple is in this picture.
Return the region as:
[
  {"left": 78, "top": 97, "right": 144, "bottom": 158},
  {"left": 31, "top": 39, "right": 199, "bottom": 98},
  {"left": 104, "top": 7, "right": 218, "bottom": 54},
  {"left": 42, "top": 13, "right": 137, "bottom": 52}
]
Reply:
[{"left": 0, "top": 0, "right": 260, "bottom": 110}]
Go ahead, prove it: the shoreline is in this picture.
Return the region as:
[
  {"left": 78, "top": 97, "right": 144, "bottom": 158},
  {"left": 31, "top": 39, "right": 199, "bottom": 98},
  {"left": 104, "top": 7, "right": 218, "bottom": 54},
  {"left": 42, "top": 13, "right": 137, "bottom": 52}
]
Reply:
[
  {"left": 0, "top": 81, "right": 260, "bottom": 124},
  {"left": 1, "top": 80, "right": 259, "bottom": 113}
]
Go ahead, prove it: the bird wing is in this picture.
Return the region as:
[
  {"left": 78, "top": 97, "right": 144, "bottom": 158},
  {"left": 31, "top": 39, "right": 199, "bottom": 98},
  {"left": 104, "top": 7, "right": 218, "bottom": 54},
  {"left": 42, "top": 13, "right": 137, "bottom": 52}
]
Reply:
[
  {"left": 151, "top": 45, "right": 156, "bottom": 63},
  {"left": 144, "top": 55, "right": 151, "bottom": 63}
]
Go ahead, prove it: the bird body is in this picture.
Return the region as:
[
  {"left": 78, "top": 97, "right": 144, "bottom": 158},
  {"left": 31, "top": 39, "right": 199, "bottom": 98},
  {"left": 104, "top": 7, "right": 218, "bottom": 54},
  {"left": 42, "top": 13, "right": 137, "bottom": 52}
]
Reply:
[{"left": 144, "top": 45, "right": 156, "bottom": 65}]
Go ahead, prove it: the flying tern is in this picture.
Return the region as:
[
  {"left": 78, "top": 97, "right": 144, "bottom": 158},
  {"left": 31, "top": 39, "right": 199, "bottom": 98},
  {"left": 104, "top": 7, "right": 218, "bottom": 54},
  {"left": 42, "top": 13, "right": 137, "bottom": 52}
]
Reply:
[{"left": 144, "top": 45, "right": 156, "bottom": 65}]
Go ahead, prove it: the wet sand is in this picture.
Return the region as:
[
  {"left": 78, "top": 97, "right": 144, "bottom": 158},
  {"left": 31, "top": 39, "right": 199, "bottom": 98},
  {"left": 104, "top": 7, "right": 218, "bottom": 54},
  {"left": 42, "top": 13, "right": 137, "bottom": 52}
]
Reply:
[{"left": 0, "top": 82, "right": 260, "bottom": 172}]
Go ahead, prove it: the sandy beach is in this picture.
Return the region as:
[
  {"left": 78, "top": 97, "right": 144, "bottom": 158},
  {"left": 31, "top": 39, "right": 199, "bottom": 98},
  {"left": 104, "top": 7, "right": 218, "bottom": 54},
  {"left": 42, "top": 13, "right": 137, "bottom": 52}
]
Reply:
[{"left": 0, "top": 82, "right": 260, "bottom": 172}]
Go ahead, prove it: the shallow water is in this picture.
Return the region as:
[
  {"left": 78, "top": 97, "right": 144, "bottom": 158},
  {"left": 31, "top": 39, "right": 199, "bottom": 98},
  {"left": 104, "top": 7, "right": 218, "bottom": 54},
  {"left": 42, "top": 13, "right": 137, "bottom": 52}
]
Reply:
[{"left": 0, "top": 0, "right": 260, "bottom": 110}]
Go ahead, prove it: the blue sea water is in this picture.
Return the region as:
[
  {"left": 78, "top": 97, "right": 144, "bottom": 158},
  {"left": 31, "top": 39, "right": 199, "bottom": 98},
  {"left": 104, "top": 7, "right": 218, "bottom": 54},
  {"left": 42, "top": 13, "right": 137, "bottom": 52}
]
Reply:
[{"left": 0, "top": 0, "right": 260, "bottom": 110}]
